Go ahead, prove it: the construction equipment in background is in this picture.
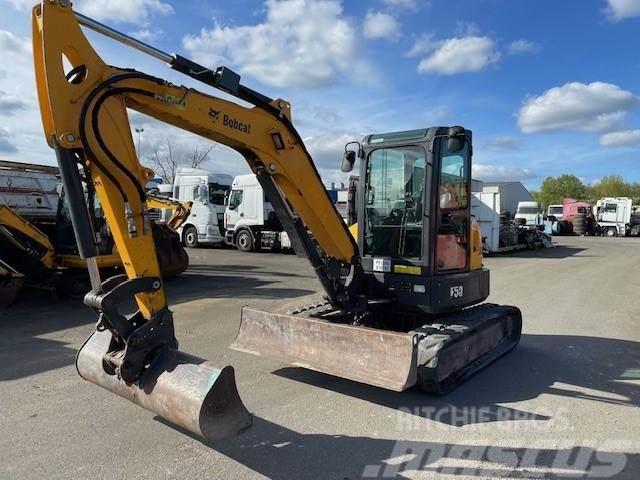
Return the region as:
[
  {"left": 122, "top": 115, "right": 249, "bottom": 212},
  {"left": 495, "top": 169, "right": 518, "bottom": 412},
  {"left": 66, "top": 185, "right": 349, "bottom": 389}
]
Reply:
[
  {"left": 32, "top": 2, "right": 520, "bottom": 442},
  {"left": 0, "top": 261, "right": 24, "bottom": 308},
  {"left": 0, "top": 175, "right": 190, "bottom": 306}
]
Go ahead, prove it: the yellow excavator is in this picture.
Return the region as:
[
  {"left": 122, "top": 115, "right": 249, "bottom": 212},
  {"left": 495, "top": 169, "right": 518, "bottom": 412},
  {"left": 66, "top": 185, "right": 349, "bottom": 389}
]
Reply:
[
  {"left": 32, "top": 2, "right": 522, "bottom": 442},
  {"left": 0, "top": 185, "right": 191, "bottom": 305}
]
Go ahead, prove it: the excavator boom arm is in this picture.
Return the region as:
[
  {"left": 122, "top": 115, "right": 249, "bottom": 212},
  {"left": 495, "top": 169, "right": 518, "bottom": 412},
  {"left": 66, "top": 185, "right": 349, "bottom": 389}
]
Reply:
[
  {"left": 34, "top": 3, "right": 356, "bottom": 319},
  {"left": 31, "top": 1, "right": 357, "bottom": 441}
]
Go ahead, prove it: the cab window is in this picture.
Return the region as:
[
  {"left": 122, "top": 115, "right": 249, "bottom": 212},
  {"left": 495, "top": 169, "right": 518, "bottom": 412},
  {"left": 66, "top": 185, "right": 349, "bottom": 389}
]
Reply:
[
  {"left": 439, "top": 144, "right": 468, "bottom": 210},
  {"left": 228, "top": 190, "right": 243, "bottom": 209}
]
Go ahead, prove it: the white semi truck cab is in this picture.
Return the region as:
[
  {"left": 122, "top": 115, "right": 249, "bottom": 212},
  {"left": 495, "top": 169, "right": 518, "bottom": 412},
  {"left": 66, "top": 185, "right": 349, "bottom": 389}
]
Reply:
[
  {"left": 173, "top": 168, "right": 232, "bottom": 247},
  {"left": 515, "top": 201, "right": 543, "bottom": 226},
  {"left": 594, "top": 197, "right": 635, "bottom": 237},
  {"left": 224, "top": 174, "right": 290, "bottom": 252}
]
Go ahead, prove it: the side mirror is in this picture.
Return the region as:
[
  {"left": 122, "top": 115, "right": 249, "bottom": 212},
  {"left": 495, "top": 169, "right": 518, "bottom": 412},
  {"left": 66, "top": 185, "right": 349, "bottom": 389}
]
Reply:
[
  {"left": 447, "top": 136, "right": 464, "bottom": 153},
  {"left": 228, "top": 204, "right": 236, "bottom": 210},
  {"left": 447, "top": 126, "right": 466, "bottom": 153},
  {"left": 341, "top": 150, "right": 356, "bottom": 173}
]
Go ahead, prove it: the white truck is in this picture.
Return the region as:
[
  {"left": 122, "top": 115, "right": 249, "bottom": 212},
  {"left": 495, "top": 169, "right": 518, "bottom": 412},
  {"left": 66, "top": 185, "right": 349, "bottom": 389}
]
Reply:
[
  {"left": 594, "top": 197, "right": 639, "bottom": 237},
  {"left": 515, "top": 201, "right": 543, "bottom": 226},
  {"left": 172, "top": 168, "right": 232, "bottom": 247},
  {"left": 546, "top": 204, "right": 564, "bottom": 220},
  {"left": 224, "top": 174, "right": 290, "bottom": 252}
]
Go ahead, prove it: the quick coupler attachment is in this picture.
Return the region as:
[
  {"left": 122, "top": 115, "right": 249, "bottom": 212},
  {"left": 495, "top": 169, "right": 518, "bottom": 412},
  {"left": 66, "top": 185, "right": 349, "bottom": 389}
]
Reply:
[{"left": 77, "top": 275, "right": 252, "bottom": 441}]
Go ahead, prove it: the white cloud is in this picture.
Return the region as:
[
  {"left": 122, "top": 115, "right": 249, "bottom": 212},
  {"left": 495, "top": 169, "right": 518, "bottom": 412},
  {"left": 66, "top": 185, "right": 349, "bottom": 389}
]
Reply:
[
  {"left": 382, "top": 0, "right": 418, "bottom": 8},
  {"left": 5, "top": 0, "right": 173, "bottom": 23},
  {"left": 508, "top": 39, "right": 540, "bottom": 55},
  {"left": 486, "top": 136, "right": 521, "bottom": 150},
  {"left": 600, "top": 129, "right": 640, "bottom": 147},
  {"left": 406, "top": 33, "right": 434, "bottom": 57},
  {"left": 417, "top": 36, "right": 500, "bottom": 75},
  {"left": 128, "top": 28, "right": 165, "bottom": 42},
  {"left": 363, "top": 11, "right": 400, "bottom": 40},
  {"left": 472, "top": 164, "right": 536, "bottom": 182},
  {"left": 518, "top": 82, "right": 639, "bottom": 134},
  {"left": 0, "top": 90, "right": 27, "bottom": 114},
  {"left": 605, "top": 0, "right": 640, "bottom": 21},
  {"left": 303, "top": 131, "right": 361, "bottom": 170},
  {"left": 183, "top": 0, "right": 367, "bottom": 89},
  {"left": 0, "top": 29, "right": 31, "bottom": 56},
  {"left": 0, "top": 29, "right": 46, "bottom": 161},
  {"left": 0, "top": 127, "right": 18, "bottom": 153}
]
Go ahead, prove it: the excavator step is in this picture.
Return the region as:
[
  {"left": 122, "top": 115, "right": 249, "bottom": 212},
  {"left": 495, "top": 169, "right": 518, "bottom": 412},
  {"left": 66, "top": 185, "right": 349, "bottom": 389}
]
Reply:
[{"left": 231, "top": 303, "right": 521, "bottom": 394}]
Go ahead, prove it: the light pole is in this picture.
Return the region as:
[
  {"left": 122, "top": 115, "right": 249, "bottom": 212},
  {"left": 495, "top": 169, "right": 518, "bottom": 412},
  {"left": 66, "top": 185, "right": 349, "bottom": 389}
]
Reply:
[{"left": 135, "top": 127, "right": 144, "bottom": 157}]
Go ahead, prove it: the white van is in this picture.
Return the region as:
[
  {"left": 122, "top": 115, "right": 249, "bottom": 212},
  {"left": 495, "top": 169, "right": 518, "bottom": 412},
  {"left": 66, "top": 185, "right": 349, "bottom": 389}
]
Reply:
[
  {"left": 224, "top": 174, "right": 290, "bottom": 252},
  {"left": 173, "top": 168, "right": 232, "bottom": 247}
]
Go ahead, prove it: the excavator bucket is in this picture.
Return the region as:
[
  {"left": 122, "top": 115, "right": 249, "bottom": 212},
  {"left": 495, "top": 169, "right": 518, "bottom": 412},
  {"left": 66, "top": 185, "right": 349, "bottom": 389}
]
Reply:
[
  {"left": 0, "top": 272, "right": 23, "bottom": 308},
  {"left": 77, "top": 330, "right": 252, "bottom": 441},
  {"left": 232, "top": 304, "right": 521, "bottom": 394},
  {"left": 232, "top": 307, "right": 419, "bottom": 391},
  {"left": 152, "top": 223, "right": 189, "bottom": 278}
]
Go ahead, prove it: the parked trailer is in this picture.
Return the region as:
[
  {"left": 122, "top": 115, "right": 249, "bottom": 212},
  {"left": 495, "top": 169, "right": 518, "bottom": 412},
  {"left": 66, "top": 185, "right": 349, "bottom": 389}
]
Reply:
[{"left": 0, "top": 160, "right": 59, "bottom": 221}]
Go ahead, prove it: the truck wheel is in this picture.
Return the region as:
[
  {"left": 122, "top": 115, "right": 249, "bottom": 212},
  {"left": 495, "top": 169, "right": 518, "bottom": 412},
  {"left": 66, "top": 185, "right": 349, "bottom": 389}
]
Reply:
[
  {"left": 606, "top": 227, "right": 617, "bottom": 237},
  {"left": 183, "top": 226, "right": 199, "bottom": 248},
  {"left": 236, "top": 230, "right": 254, "bottom": 252}
]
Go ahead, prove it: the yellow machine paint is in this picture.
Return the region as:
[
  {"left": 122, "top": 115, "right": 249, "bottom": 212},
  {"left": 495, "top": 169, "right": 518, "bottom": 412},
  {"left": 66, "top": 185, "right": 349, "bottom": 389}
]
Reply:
[{"left": 32, "top": 1, "right": 520, "bottom": 441}]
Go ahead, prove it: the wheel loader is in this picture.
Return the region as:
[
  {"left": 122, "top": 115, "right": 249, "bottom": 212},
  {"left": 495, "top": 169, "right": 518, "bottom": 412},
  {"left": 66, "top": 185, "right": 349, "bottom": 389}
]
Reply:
[{"left": 31, "top": 1, "right": 521, "bottom": 442}]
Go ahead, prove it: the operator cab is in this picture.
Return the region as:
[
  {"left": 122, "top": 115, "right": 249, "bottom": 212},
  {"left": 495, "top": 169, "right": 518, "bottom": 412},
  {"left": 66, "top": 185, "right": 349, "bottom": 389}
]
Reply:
[{"left": 343, "top": 127, "right": 488, "bottom": 314}]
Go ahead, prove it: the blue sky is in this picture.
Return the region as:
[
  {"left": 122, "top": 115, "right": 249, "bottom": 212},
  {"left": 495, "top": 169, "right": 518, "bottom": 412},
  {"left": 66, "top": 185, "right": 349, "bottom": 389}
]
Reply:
[{"left": 1, "top": 0, "right": 639, "bottom": 189}]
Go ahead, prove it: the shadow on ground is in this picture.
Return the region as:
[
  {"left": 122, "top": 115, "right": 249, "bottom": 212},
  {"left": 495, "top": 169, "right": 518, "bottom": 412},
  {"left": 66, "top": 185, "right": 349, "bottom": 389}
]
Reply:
[
  {"left": 0, "top": 266, "right": 314, "bottom": 380},
  {"left": 273, "top": 334, "right": 640, "bottom": 427},
  {"left": 165, "top": 271, "right": 315, "bottom": 305},
  {"left": 488, "top": 245, "right": 591, "bottom": 259},
  {"left": 164, "top": 416, "right": 638, "bottom": 479}
]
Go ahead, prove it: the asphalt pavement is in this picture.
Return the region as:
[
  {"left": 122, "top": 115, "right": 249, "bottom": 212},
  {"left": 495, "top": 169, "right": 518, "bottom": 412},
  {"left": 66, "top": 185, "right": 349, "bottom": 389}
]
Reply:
[{"left": 1, "top": 236, "right": 638, "bottom": 479}]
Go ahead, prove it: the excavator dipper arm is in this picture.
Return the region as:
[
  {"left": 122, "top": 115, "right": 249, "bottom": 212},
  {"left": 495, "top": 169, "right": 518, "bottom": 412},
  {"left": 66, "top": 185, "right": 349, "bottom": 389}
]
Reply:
[{"left": 32, "top": 1, "right": 357, "bottom": 440}]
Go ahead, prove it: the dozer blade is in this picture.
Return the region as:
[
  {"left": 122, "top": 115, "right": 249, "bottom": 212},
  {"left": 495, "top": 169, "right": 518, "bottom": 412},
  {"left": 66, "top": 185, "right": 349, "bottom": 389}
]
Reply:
[
  {"left": 232, "top": 304, "right": 521, "bottom": 395},
  {"left": 76, "top": 330, "right": 252, "bottom": 441},
  {"left": 231, "top": 307, "right": 419, "bottom": 392}
]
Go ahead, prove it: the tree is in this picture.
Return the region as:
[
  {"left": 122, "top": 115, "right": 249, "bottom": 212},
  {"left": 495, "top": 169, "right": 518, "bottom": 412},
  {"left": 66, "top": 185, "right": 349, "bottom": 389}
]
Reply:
[
  {"left": 146, "top": 140, "right": 215, "bottom": 183},
  {"left": 149, "top": 139, "right": 178, "bottom": 184},
  {"left": 538, "top": 174, "right": 586, "bottom": 207},
  {"left": 592, "top": 174, "right": 632, "bottom": 199},
  {"left": 186, "top": 145, "right": 214, "bottom": 169}
]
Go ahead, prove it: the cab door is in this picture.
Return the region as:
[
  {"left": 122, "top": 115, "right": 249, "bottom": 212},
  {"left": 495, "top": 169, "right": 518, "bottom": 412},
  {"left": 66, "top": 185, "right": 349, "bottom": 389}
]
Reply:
[
  {"left": 435, "top": 137, "right": 471, "bottom": 273},
  {"left": 226, "top": 189, "right": 244, "bottom": 229}
]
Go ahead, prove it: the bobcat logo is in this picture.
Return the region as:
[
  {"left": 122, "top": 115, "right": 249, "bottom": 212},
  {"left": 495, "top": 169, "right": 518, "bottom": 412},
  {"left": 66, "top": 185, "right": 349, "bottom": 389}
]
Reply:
[{"left": 209, "top": 108, "right": 220, "bottom": 122}]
